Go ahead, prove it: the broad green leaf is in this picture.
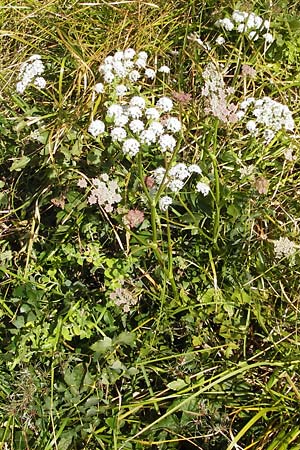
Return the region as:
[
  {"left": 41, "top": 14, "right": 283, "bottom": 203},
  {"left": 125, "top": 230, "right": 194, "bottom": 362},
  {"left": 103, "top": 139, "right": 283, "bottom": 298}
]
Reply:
[{"left": 90, "top": 336, "right": 113, "bottom": 354}]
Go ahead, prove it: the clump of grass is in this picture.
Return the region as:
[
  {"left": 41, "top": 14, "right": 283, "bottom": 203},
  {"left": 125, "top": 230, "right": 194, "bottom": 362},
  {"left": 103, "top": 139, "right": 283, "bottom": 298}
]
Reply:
[{"left": 1, "top": 1, "right": 300, "bottom": 449}]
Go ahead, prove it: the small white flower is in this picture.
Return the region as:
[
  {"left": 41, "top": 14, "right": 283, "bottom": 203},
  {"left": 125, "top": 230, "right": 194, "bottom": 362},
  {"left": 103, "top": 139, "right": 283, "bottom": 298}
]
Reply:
[
  {"left": 104, "top": 56, "right": 114, "bottom": 65},
  {"left": 169, "top": 163, "right": 190, "bottom": 180},
  {"left": 158, "top": 65, "right": 170, "bottom": 73},
  {"left": 128, "top": 70, "right": 140, "bottom": 82},
  {"left": 188, "top": 164, "right": 202, "bottom": 175},
  {"left": 145, "top": 107, "right": 160, "bottom": 120},
  {"left": 77, "top": 178, "right": 88, "bottom": 188},
  {"left": 115, "top": 84, "right": 128, "bottom": 96},
  {"left": 246, "top": 120, "right": 257, "bottom": 133},
  {"left": 114, "top": 114, "right": 129, "bottom": 127},
  {"left": 140, "top": 129, "right": 157, "bottom": 145},
  {"left": 144, "top": 68, "right": 156, "bottom": 79},
  {"left": 168, "top": 179, "right": 185, "bottom": 193},
  {"left": 196, "top": 182, "right": 210, "bottom": 196},
  {"left": 236, "top": 110, "right": 245, "bottom": 120},
  {"left": 137, "top": 51, "right": 148, "bottom": 61},
  {"left": 114, "top": 51, "right": 124, "bottom": 61},
  {"left": 112, "top": 61, "right": 127, "bottom": 77},
  {"left": 216, "top": 36, "right": 225, "bottom": 45},
  {"left": 130, "top": 96, "right": 146, "bottom": 109},
  {"left": 156, "top": 97, "right": 173, "bottom": 112},
  {"left": 16, "top": 81, "right": 26, "bottom": 94},
  {"left": 95, "top": 82, "right": 104, "bottom": 93},
  {"left": 135, "top": 58, "right": 147, "bottom": 69},
  {"left": 159, "top": 134, "right": 176, "bottom": 152},
  {"left": 128, "top": 106, "right": 142, "bottom": 119},
  {"left": 103, "top": 71, "right": 115, "bottom": 83},
  {"left": 263, "top": 129, "right": 275, "bottom": 142},
  {"left": 165, "top": 117, "right": 182, "bottom": 133},
  {"left": 124, "top": 48, "right": 136, "bottom": 59},
  {"left": 216, "top": 18, "right": 235, "bottom": 31},
  {"left": 34, "top": 76, "right": 46, "bottom": 89},
  {"left": 263, "top": 32, "right": 274, "bottom": 43},
  {"left": 88, "top": 120, "right": 105, "bottom": 137},
  {"left": 122, "top": 138, "right": 140, "bottom": 157},
  {"left": 249, "top": 30, "right": 259, "bottom": 41},
  {"left": 129, "top": 119, "right": 145, "bottom": 134},
  {"left": 148, "top": 121, "right": 164, "bottom": 136},
  {"left": 159, "top": 195, "right": 173, "bottom": 211},
  {"left": 153, "top": 167, "right": 166, "bottom": 185},
  {"left": 111, "top": 127, "right": 127, "bottom": 142},
  {"left": 232, "top": 10, "right": 246, "bottom": 23},
  {"left": 107, "top": 104, "right": 123, "bottom": 119}
]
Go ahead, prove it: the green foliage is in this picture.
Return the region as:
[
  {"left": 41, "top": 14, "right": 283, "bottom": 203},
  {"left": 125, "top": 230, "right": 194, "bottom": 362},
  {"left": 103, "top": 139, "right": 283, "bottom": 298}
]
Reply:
[{"left": 0, "top": 0, "right": 300, "bottom": 449}]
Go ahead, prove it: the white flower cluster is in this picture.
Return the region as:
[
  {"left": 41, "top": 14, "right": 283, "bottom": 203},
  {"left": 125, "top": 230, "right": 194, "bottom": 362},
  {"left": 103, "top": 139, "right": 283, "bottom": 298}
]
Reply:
[
  {"left": 216, "top": 10, "right": 274, "bottom": 43},
  {"left": 274, "top": 237, "right": 295, "bottom": 259},
  {"left": 85, "top": 174, "right": 122, "bottom": 212},
  {"left": 96, "top": 48, "right": 158, "bottom": 93},
  {"left": 89, "top": 93, "right": 182, "bottom": 157},
  {"left": 16, "top": 54, "right": 46, "bottom": 94},
  {"left": 152, "top": 163, "right": 208, "bottom": 211},
  {"left": 237, "top": 96, "right": 294, "bottom": 142}
]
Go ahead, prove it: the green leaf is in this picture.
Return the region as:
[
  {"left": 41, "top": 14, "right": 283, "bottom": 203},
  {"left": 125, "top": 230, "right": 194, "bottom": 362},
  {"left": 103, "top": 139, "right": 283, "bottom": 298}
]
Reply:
[
  {"left": 10, "top": 155, "right": 30, "bottom": 171},
  {"left": 167, "top": 379, "right": 187, "bottom": 391},
  {"left": 114, "top": 331, "right": 136, "bottom": 347},
  {"left": 90, "top": 336, "right": 113, "bottom": 354}
]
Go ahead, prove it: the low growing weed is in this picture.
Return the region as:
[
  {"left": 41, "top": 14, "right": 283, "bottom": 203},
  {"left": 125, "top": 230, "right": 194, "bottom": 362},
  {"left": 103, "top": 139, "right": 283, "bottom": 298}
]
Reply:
[{"left": 0, "top": 0, "right": 300, "bottom": 449}]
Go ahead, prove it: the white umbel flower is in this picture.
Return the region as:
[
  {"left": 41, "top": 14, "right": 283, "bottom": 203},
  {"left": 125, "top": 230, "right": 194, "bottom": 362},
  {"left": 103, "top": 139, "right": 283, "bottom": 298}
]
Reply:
[
  {"left": 156, "top": 97, "right": 173, "bottom": 112},
  {"left": 111, "top": 127, "right": 127, "bottom": 142},
  {"left": 196, "top": 182, "right": 210, "bottom": 196},
  {"left": 127, "top": 106, "right": 142, "bottom": 119},
  {"left": 144, "top": 68, "right": 156, "bottom": 79},
  {"left": 130, "top": 96, "right": 146, "bottom": 109},
  {"left": 145, "top": 107, "right": 160, "bottom": 120},
  {"left": 129, "top": 119, "right": 145, "bottom": 133},
  {"left": 122, "top": 138, "right": 140, "bottom": 157},
  {"left": 140, "top": 129, "right": 157, "bottom": 145},
  {"left": 34, "top": 76, "right": 46, "bottom": 89},
  {"left": 88, "top": 120, "right": 105, "bottom": 137},
  {"left": 94, "top": 82, "right": 105, "bottom": 93},
  {"left": 115, "top": 84, "right": 128, "bottom": 96},
  {"left": 158, "top": 65, "right": 170, "bottom": 73},
  {"left": 159, "top": 134, "right": 176, "bottom": 152},
  {"left": 107, "top": 104, "right": 123, "bottom": 119},
  {"left": 165, "top": 117, "right": 182, "bottom": 133},
  {"left": 128, "top": 70, "right": 140, "bottom": 82},
  {"left": 159, "top": 196, "right": 173, "bottom": 211}
]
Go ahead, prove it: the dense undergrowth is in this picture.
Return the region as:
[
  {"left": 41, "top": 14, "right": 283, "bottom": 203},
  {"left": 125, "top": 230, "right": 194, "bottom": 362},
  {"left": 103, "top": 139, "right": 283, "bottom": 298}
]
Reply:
[{"left": 1, "top": 0, "right": 300, "bottom": 449}]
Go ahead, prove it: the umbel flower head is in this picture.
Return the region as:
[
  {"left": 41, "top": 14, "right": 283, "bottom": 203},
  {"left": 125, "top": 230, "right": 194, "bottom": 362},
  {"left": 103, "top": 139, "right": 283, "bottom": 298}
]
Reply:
[{"left": 16, "top": 54, "right": 46, "bottom": 94}]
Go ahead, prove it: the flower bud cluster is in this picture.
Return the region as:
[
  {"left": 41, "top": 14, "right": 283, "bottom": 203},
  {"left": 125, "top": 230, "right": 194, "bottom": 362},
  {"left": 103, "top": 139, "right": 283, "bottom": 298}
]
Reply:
[
  {"left": 78, "top": 174, "right": 122, "bottom": 212},
  {"left": 16, "top": 54, "right": 46, "bottom": 94},
  {"left": 216, "top": 10, "right": 274, "bottom": 43},
  {"left": 202, "top": 63, "right": 237, "bottom": 123},
  {"left": 237, "top": 96, "right": 294, "bottom": 142}
]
